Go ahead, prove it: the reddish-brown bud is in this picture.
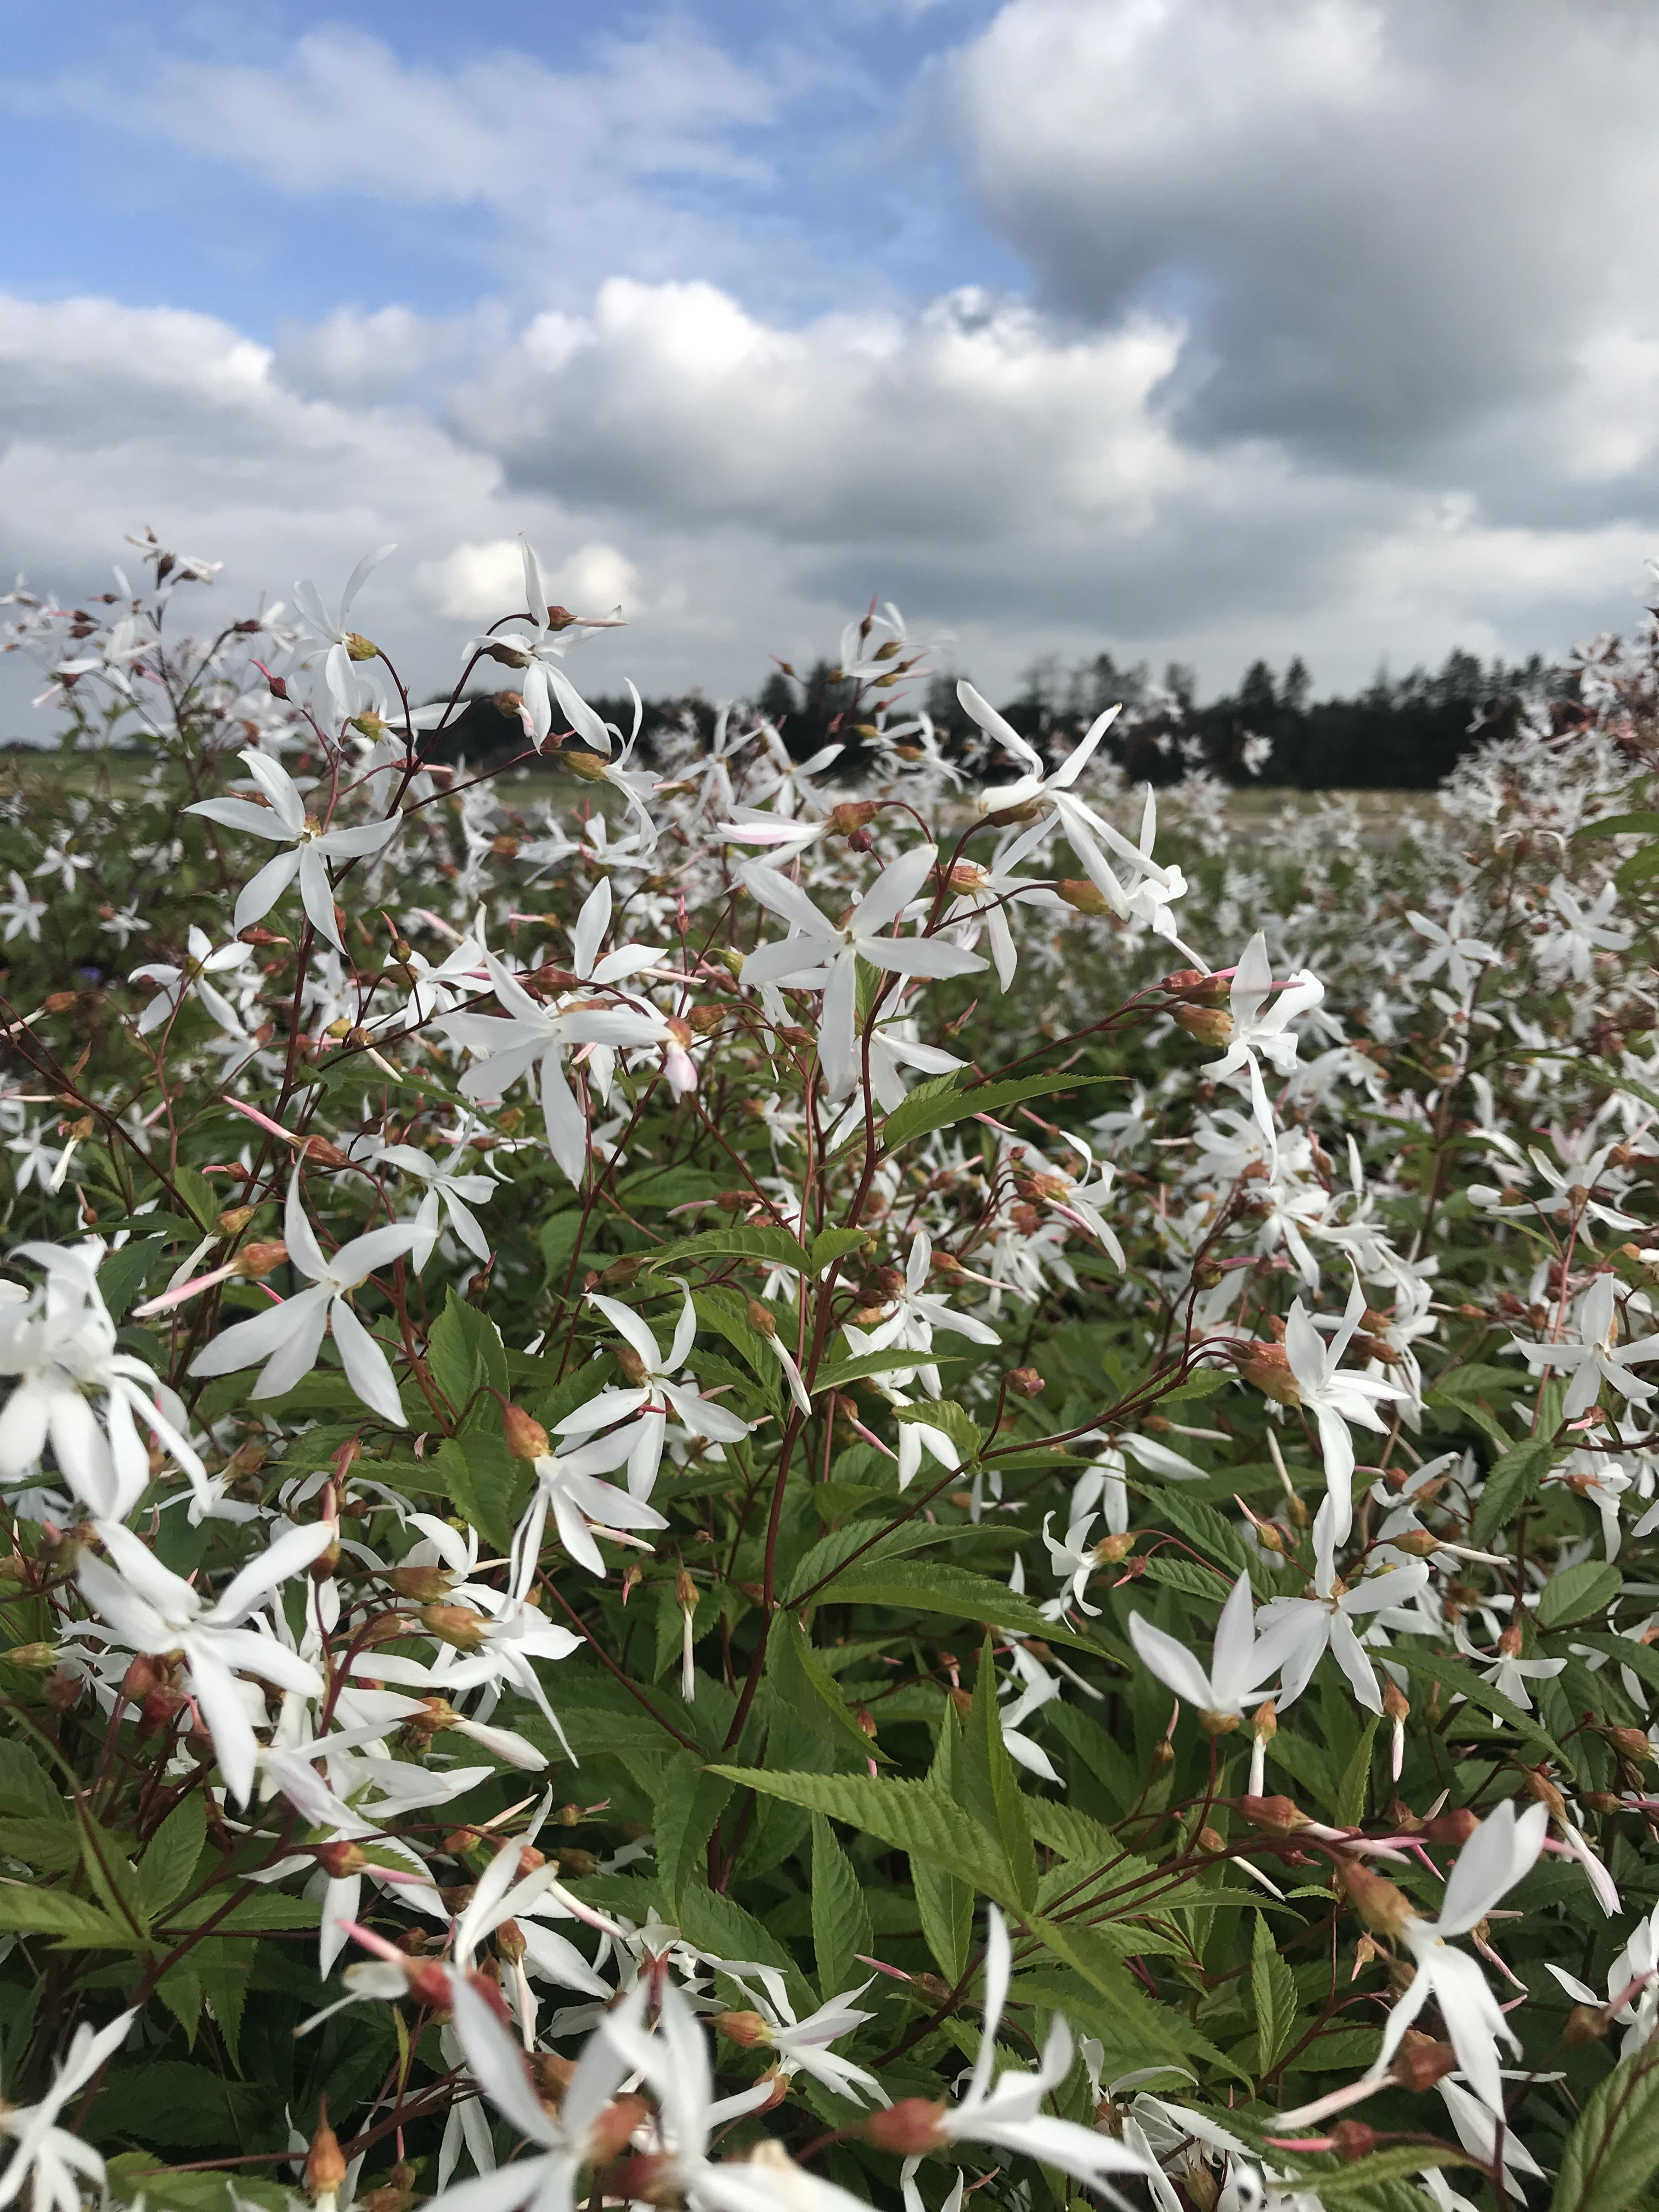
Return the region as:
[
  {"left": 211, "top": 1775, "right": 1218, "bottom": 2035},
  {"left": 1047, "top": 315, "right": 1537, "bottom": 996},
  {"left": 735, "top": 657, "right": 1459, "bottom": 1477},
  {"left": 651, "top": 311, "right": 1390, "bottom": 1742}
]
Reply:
[
  {"left": 865, "top": 2099, "right": 949, "bottom": 2155},
  {"left": 502, "top": 1403, "right": 550, "bottom": 1462}
]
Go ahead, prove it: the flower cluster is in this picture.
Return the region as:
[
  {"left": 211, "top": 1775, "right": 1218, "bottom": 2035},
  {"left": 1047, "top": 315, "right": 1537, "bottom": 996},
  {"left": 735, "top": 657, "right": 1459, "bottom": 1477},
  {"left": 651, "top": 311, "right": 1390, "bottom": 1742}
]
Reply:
[{"left": 0, "top": 537, "right": 1656, "bottom": 2212}]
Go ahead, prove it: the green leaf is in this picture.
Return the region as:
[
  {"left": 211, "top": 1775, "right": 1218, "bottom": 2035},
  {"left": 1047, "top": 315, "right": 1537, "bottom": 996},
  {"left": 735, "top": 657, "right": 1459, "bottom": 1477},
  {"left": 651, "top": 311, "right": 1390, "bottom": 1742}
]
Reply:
[
  {"left": 1576, "top": 810, "right": 1659, "bottom": 839},
  {"left": 1282, "top": 2147, "right": 1476, "bottom": 2204},
  {"left": 687, "top": 1288, "right": 781, "bottom": 1408},
  {"left": 912, "top": 1855, "right": 973, "bottom": 1982},
  {"left": 962, "top": 1640, "right": 1037, "bottom": 1908},
  {"left": 811, "top": 1347, "right": 969, "bottom": 1393},
  {"left": 1251, "top": 1910, "right": 1299, "bottom": 2073},
  {"left": 105, "top": 2154, "right": 287, "bottom": 2212},
  {"left": 99, "top": 1238, "right": 166, "bottom": 1323},
  {"left": 1395, "top": 1650, "right": 1575, "bottom": 1777},
  {"left": 894, "top": 1400, "right": 983, "bottom": 1460},
  {"left": 0, "top": 1818, "right": 80, "bottom": 1872},
  {"left": 809, "top": 1227, "right": 873, "bottom": 1275},
  {"left": 1471, "top": 1436, "right": 1555, "bottom": 1547},
  {"left": 1336, "top": 1717, "right": 1379, "bottom": 1830},
  {"left": 0, "top": 1737, "right": 66, "bottom": 1820},
  {"left": 426, "top": 1291, "right": 508, "bottom": 1417},
  {"left": 1617, "top": 843, "right": 1659, "bottom": 894},
  {"left": 874, "top": 1072, "right": 1111, "bottom": 1155},
  {"left": 708, "top": 1768, "right": 1020, "bottom": 1905},
  {"left": 653, "top": 1755, "right": 733, "bottom": 1914},
  {"left": 817, "top": 1560, "right": 1101, "bottom": 1651},
  {"left": 784, "top": 1517, "right": 1009, "bottom": 1606},
  {"left": 1539, "top": 1560, "right": 1622, "bottom": 1628},
  {"left": 769, "top": 1616, "right": 891, "bottom": 1766},
  {"left": 0, "top": 1887, "right": 130, "bottom": 1946},
  {"left": 675, "top": 1881, "right": 801, "bottom": 1987},
  {"left": 163, "top": 1894, "right": 321, "bottom": 1932},
  {"left": 1027, "top": 1912, "right": 1243, "bottom": 2079},
  {"left": 1553, "top": 2039, "right": 1659, "bottom": 2212},
  {"left": 138, "top": 1797, "right": 207, "bottom": 1917},
  {"left": 91, "top": 2062, "right": 270, "bottom": 2151},
  {"left": 811, "top": 1814, "right": 874, "bottom": 2000},
  {"left": 431, "top": 1432, "right": 524, "bottom": 1554},
  {"left": 646, "top": 1224, "right": 810, "bottom": 1274}
]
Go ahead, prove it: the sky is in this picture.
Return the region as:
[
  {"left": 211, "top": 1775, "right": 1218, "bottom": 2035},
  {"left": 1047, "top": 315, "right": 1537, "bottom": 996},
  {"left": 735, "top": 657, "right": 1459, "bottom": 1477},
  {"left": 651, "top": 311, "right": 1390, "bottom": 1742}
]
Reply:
[{"left": 4, "top": 0, "right": 1659, "bottom": 715}]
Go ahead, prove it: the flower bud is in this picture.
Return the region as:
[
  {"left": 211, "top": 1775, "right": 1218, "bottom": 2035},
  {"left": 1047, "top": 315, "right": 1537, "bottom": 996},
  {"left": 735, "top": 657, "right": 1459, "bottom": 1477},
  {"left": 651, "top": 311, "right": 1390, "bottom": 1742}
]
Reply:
[
  {"left": 503, "top": 1403, "right": 550, "bottom": 1461},
  {"left": 1336, "top": 1857, "right": 1415, "bottom": 1940},
  {"left": 713, "top": 2010, "right": 772, "bottom": 2050},
  {"left": 344, "top": 633, "right": 379, "bottom": 662},
  {"left": 746, "top": 1299, "right": 777, "bottom": 1340},
  {"left": 1235, "top": 1342, "right": 1301, "bottom": 1406},
  {"left": 387, "top": 1563, "right": 456, "bottom": 1602},
  {"left": 3, "top": 1643, "right": 57, "bottom": 1673},
  {"left": 1390, "top": 2035, "right": 1457, "bottom": 2091},
  {"left": 565, "top": 751, "right": 611, "bottom": 783},
  {"left": 1051, "top": 877, "right": 1112, "bottom": 916},
  {"left": 586, "top": 2094, "right": 650, "bottom": 2165},
  {"left": 865, "top": 2099, "right": 949, "bottom": 2155},
  {"left": 1565, "top": 2003, "right": 1612, "bottom": 2045},
  {"left": 1383, "top": 1681, "right": 1410, "bottom": 1723},
  {"left": 420, "top": 1604, "right": 486, "bottom": 1652},
  {"left": 827, "top": 802, "right": 878, "bottom": 836},
  {"left": 1094, "top": 1531, "right": 1136, "bottom": 1564},
  {"left": 305, "top": 2101, "right": 347, "bottom": 2207},
  {"left": 313, "top": 1840, "right": 367, "bottom": 1878},
  {"left": 1332, "top": 2121, "right": 1379, "bottom": 2164},
  {"left": 1007, "top": 1365, "right": 1045, "bottom": 1398},
  {"left": 1173, "top": 1005, "right": 1234, "bottom": 1046}
]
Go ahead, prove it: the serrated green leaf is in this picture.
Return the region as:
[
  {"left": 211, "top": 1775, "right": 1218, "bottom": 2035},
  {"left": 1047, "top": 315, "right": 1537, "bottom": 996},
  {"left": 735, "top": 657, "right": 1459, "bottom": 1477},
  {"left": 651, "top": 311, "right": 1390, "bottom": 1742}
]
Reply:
[
  {"left": 1576, "top": 810, "right": 1659, "bottom": 839},
  {"left": 874, "top": 1073, "right": 1112, "bottom": 1154},
  {"left": 0, "top": 1818, "right": 80, "bottom": 1873},
  {"left": 1336, "top": 1717, "right": 1379, "bottom": 1830},
  {"left": 138, "top": 1797, "right": 207, "bottom": 1917},
  {"left": 769, "top": 1615, "right": 891, "bottom": 1765},
  {"left": 810, "top": 1227, "right": 873, "bottom": 1275},
  {"left": 1539, "top": 1560, "right": 1622, "bottom": 1628},
  {"left": 912, "top": 1854, "right": 973, "bottom": 1982},
  {"left": 1553, "top": 2038, "right": 1659, "bottom": 2212},
  {"left": 1472, "top": 1436, "right": 1555, "bottom": 1547},
  {"left": 646, "top": 1224, "right": 810, "bottom": 1273},
  {"left": 963, "top": 1640, "right": 1037, "bottom": 1908},
  {"left": 1395, "top": 1649, "right": 1575, "bottom": 1777},
  {"left": 1251, "top": 1910, "right": 1299, "bottom": 2073},
  {"left": 0, "top": 1886, "right": 129, "bottom": 1946},
  {"left": 811, "top": 1814, "right": 874, "bottom": 2000},
  {"left": 822, "top": 1560, "right": 1100, "bottom": 1651},
  {"left": 653, "top": 1755, "right": 733, "bottom": 1914},
  {"left": 426, "top": 1291, "right": 508, "bottom": 1417},
  {"left": 708, "top": 1769, "right": 1019, "bottom": 1904}
]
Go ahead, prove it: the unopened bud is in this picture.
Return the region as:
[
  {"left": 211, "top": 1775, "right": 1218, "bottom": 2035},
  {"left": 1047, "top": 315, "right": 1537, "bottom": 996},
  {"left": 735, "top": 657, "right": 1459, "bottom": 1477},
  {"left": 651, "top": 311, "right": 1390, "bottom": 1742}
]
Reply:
[
  {"left": 388, "top": 1563, "right": 457, "bottom": 1603},
  {"left": 1565, "top": 2003, "right": 1611, "bottom": 2045},
  {"left": 3, "top": 1643, "right": 57, "bottom": 1673},
  {"left": 420, "top": 1604, "right": 486, "bottom": 1652},
  {"left": 1173, "top": 1005, "right": 1234, "bottom": 1047},
  {"left": 1390, "top": 2036, "right": 1457, "bottom": 2092},
  {"left": 1007, "top": 1365, "right": 1044, "bottom": 1398},
  {"left": 215, "top": 1205, "right": 257, "bottom": 1238},
  {"left": 1331, "top": 2121, "right": 1379, "bottom": 2164},
  {"left": 865, "top": 2100, "right": 949, "bottom": 2155},
  {"left": 305, "top": 2101, "right": 347, "bottom": 2203},
  {"left": 1235, "top": 1342, "right": 1301, "bottom": 1406},
  {"left": 1383, "top": 1681, "right": 1410, "bottom": 1723},
  {"left": 1337, "top": 1857, "right": 1415, "bottom": 1940},
  {"left": 503, "top": 1403, "right": 550, "bottom": 1461},
  {"left": 827, "top": 802, "right": 878, "bottom": 836},
  {"left": 713, "top": 2010, "right": 772, "bottom": 2050},
  {"left": 313, "top": 1840, "right": 367, "bottom": 1878},
  {"left": 343, "top": 633, "right": 378, "bottom": 663},
  {"left": 1055, "top": 878, "right": 1114, "bottom": 917},
  {"left": 746, "top": 1299, "right": 777, "bottom": 1339},
  {"left": 1240, "top": 1793, "right": 1304, "bottom": 1834}
]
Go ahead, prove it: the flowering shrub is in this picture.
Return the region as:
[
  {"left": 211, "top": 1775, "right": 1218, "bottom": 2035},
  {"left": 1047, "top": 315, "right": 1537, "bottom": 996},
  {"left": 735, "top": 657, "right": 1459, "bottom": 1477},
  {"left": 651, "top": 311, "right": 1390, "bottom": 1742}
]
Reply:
[{"left": 1, "top": 538, "right": 1658, "bottom": 2212}]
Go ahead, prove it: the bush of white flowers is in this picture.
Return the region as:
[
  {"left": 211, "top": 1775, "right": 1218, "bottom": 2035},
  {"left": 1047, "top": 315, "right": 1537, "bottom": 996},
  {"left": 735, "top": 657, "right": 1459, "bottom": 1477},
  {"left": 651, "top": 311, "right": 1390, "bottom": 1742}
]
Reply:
[{"left": 1, "top": 534, "right": 1657, "bottom": 2212}]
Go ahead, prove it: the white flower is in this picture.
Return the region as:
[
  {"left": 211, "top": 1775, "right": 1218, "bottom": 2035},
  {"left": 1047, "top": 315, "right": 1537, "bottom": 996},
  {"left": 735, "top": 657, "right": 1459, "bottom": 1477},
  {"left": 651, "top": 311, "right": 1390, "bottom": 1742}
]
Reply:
[
  {"left": 1513, "top": 1272, "right": 1659, "bottom": 1419},
  {"left": 185, "top": 747, "right": 400, "bottom": 952},
  {"left": 516, "top": 1426, "right": 669, "bottom": 1578},
  {"left": 1255, "top": 1502, "right": 1430, "bottom": 1712},
  {"left": 0, "top": 1242, "right": 206, "bottom": 1521},
  {"left": 1203, "top": 933, "right": 1325, "bottom": 1148},
  {"left": 845, "top": 1229, "right": 1000, "bottom": 1398},
  {"left": 376, "top": 1144, "right": 499, "bottom": 1271},
  {"left": 189, "top": 1178, "right": 419, "bottom": 1424},
  {"left": 922, "top": 1909, "right": 1156, "bottom": 2205},
  {"left": 1407, "top": 901, "right": 1501, "bottom": 996},
  {"left": 1128, "top": 1570, "right": 1295, "bottom": 1729},
  {"left": 740, "top": 843, "right": 985, "bottom": 1097},
  {"left": 291, "top": 543, "right": 396, "bottom": 704},
  {"left": 464, "top": 538, "right": 620, "bottom": 749},
  {"left": 556, "top": 1289, "right": 749, "bottom": 1498},
  {"left": 1370, "top": 1801, "right": 1549, "bottom": 2111},
  {"left": 0, "top": 872, "right": 44, "bottom": 945},
  {"left": 77, "top": 1519, "right": 330, "bottom": 1804},
  {"left": 1283, "top": 1279, "right": 1408, "bottom": 1541},
  {"left": 129, "top": 924, "right": 252, "bottom": 1037},
  {"left": 0, "top": 2008, "right": 134, "bottom": 2212}
]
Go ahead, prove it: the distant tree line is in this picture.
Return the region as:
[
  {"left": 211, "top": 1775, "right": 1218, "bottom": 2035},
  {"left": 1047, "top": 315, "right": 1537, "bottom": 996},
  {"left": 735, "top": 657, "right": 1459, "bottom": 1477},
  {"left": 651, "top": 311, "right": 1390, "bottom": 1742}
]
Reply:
[{"left": 93, "top": 644, "right": 1574, "bottom": 791}]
